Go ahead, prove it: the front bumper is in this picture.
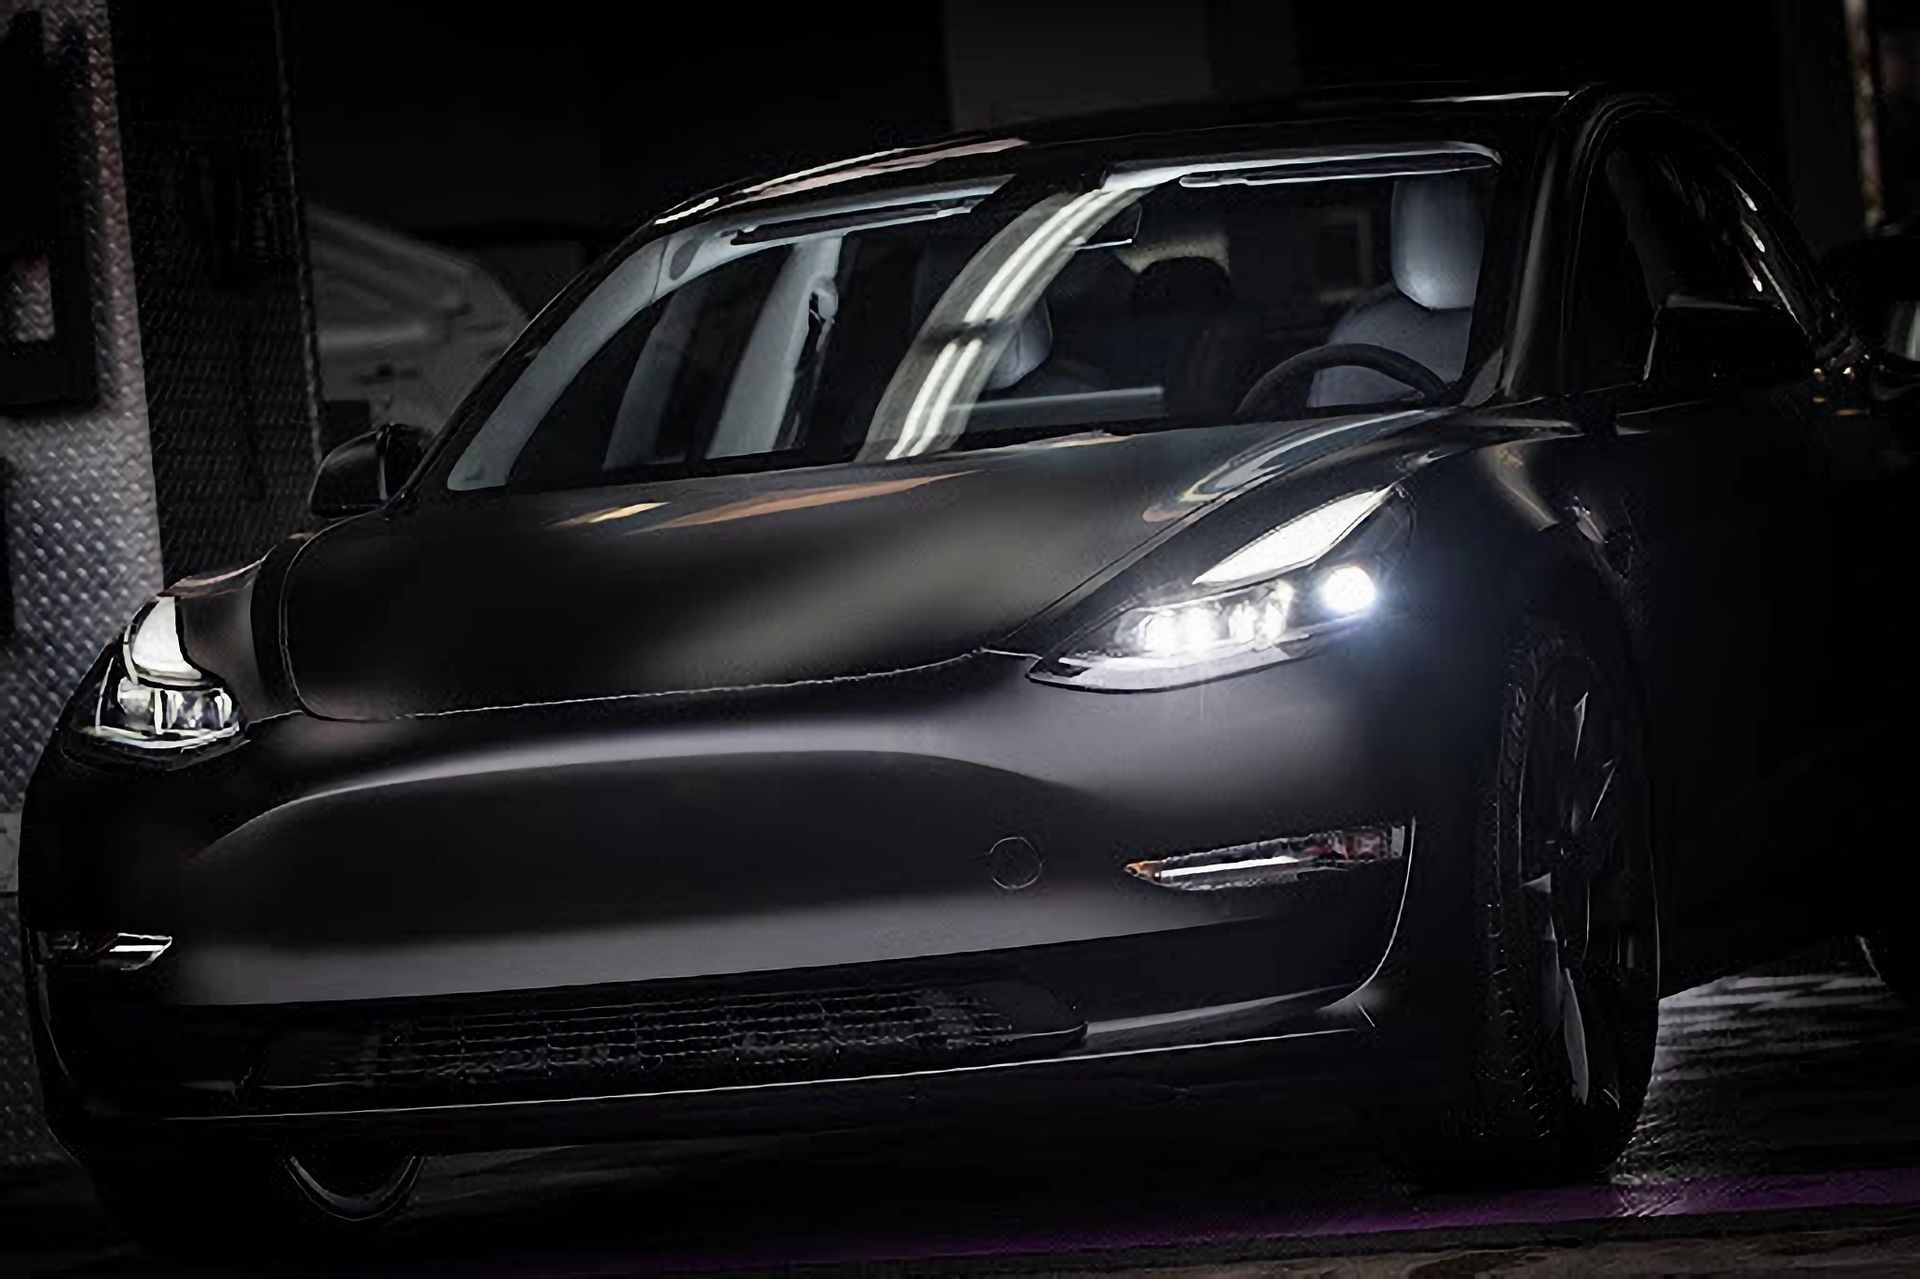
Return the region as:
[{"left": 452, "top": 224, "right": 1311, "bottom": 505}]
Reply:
[{"left": 23, "top": 634, "right": 1494, "bottom": 1151}]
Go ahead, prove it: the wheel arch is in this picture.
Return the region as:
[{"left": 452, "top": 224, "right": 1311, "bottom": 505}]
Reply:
[{"left": 1508, "top": 537, "right": 1642, "bottom": 696}]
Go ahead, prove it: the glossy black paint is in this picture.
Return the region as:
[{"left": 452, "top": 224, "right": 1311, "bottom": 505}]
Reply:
[
  {"left": 22, "top": 88, "right": 1920, "bottom": 1161},
  {"left": 308, "top": 423, "right": 433, "bottom": 520}
]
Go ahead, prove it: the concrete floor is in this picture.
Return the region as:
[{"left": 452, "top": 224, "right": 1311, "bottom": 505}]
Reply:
[{"left": 4, "top": 944, "right": 1919, "bottom": 1275}]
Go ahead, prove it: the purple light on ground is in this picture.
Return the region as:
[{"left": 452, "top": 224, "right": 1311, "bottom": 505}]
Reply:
[{"left": 642, "top": 1166, "right": 1920, "bottom": 1271}]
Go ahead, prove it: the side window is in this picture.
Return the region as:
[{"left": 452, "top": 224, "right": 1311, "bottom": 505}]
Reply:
[
  {"left": 1617, "top": 145, "right": 1747, "bottom": 305},
  {"left": 1568, "top": 150, "right": 1660, "bottom": 391},
  {"left": 1566, "top": 133, "right": 1724, "bottom": 390},
  {"left": 1566, "top": 121, "right": 1832, "bottom": 396},
  {"left": 1643, "top": 138, "right": 1835, "bottom": 342},
  {"left": 1705, "top": 157, "right": 1840, "bottom": 342},
  {"left": 1660, "top": 149, "right": 1796, "bottom": 311}
]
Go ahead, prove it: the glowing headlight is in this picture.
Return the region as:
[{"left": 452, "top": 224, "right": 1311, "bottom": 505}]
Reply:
[
  {"left": 1317, "top": 563, "right": 1379, "bottom": 616},
  {"left": 1031, "top": 489, "right": 1403, "bottom": 692},
  {"left": 1194, "top": 488, "right": 1391, "bottom": 587},
  {"left": 81, "top": 597, "right": 241, "bottom": 750}
]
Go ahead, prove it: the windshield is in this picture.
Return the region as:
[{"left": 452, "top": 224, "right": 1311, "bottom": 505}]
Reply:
[{"left": 446, "top": 146, "right": 1498, "bottom": 494}]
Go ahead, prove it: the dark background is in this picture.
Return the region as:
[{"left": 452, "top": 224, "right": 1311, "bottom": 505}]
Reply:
[
  {"left": 8, "top": 4, "right": 1920, "bottom": 1267},
  {"left": 287, "top": 5, "right": 952, "bottom": 309},
  {"left": 285, "top": 1, "right": 1876, "bottom": 316}
]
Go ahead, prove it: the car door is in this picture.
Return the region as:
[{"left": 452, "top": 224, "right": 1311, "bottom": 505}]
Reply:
[
  {"left": 1558, "top": 115, "right": 1866, "bottom": 964},
  {"left": 1688, "top": 142, "right": 1920, "bottom": 906}
]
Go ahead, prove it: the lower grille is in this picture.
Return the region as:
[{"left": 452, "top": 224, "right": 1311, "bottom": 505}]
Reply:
[{"left": 253, "top": 979, "right": 1081, "bottom": 1105}]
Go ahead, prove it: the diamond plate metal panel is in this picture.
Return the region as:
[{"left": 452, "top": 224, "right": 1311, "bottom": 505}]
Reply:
[
  {"left": 109, "top": 0, "right": 319, "bottom": 581},
  {"left": 0, "top": 0, "right": 162, "bottom": 809},
  {"left": 2, "top": 256, "right": 56, "bottom": 343},
  {"left": 0, "top": 896, "right": 59, "bottom": 1170},
  {"left": 0, "top": 0, "right": 156, "bottom": 1171}
]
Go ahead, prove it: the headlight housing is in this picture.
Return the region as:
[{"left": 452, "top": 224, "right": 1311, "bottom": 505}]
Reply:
[
  {"left": 81, "top": 596, "right": 241, "bottom": 750},
  {"left": 1031, "top": 488, "right": 1407, "bottom": 692}
]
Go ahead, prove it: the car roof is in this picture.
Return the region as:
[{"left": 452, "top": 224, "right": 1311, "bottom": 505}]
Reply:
[{"left": 649, "top": 86, "right": 1587, "bottom": 231}]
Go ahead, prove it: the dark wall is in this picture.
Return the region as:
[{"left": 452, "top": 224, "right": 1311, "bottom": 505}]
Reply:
[
  {"left": 288, "top": 1, "right": 1867, "bottom": 312},
  {"left": 288, "top": 6, "right": 603, "bottom": 234},
  {"left": 1294, "top": 1, "right": 1787, "bottom": 154},
  {"left": 288, "top": 4, "right": 951, "bottom": 307},
  {"left": 1290, "top": 0, "right": 1862, "bottom": 248},
  {"left": 592, "top": 15, "right": 952, "bottom": 231}
]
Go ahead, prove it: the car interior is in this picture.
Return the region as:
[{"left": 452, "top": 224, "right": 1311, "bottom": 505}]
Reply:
[{"left": 955, "top": 169, "right": 1493, "bottom": 433}]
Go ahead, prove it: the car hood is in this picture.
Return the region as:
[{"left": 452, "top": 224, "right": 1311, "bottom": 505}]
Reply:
[{"left": 280, "top": 413, "right": 1430, "bottom": 721}]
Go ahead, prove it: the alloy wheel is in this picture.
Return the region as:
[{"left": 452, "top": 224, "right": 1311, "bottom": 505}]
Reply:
[{"left": 1515, "top": 653, "right": 1658, "bottom": 1117}]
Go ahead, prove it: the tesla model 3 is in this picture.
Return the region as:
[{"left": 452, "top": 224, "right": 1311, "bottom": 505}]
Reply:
[{"left": 23, "top": 86, "right": 1920, "bottom": 1256}]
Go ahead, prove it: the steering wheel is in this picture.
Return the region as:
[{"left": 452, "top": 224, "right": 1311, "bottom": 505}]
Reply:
[{"left": 1236, "top": 342, "right": 1447, "bottom": 418}]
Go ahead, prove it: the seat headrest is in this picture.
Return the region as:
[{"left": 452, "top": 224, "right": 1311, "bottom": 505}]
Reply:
[
  {"left": 1391, "top": 174, "right": 1485, "bottom": 312},
  {"left": 985, "top": 299, "right": 1052, "bottom": 391}
]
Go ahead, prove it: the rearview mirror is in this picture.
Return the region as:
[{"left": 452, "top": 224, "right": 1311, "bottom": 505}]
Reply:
[
  {"left": 308, "top": 423, "right": 432, "bottom": 519},
  {"left": 1645, "top": 296, "right": 1814, "bottom": 394}
]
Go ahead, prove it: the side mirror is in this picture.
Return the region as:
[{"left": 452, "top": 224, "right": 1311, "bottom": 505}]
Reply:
[
  {"left": 1645, "top": 295, "right": 1814, "bottom": 394},
  {"left": 308, "top": 423, "right": 432, "bottom": 519}
]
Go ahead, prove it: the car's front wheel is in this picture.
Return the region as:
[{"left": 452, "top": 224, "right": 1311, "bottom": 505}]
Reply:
[
  {"left": 83, "top": 1142, "right": 420, "bottom": 1260},
  {"left": 1399, "top": 615, "right": 1661, "bottom": 1186}
]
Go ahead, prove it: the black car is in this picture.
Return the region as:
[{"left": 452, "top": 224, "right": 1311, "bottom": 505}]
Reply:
[{"left": 23, "top": 85, "right": 1920, "bottom": 1255}]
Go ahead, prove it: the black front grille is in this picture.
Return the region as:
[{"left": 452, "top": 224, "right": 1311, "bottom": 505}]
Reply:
[{"left": 252, "top": 979, "right": 1081, "bottom": 1105}]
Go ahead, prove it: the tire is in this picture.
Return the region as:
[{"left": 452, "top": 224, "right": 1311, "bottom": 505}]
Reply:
[
  {"left": 82, "top": 1142, "right": 420, "bottom": 1261},
  {"left": 1860, "top": 930, "right": 1920, "bottom": 1007},
  {"left": 1398, "top": 615, "right": 1661, "bottom": 1186}
]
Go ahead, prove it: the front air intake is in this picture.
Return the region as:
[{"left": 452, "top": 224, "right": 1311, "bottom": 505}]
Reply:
[{"left": 251, "top": 978, "right": 1082, "bottom": 1105}]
